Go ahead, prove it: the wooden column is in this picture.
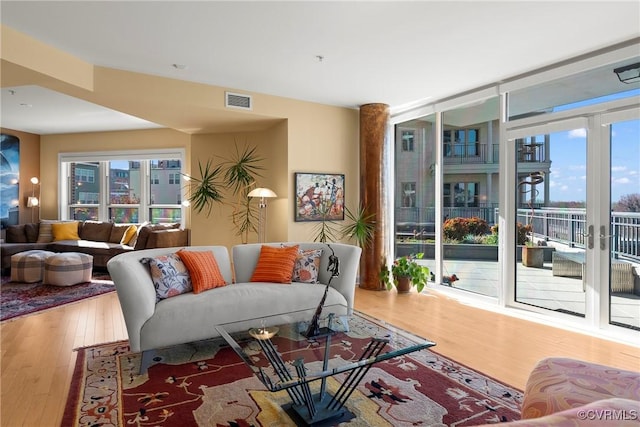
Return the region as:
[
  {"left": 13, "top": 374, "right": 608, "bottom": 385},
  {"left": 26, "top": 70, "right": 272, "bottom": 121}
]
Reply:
[{"left": 359, "top": 103, "right": 390, "bottom": 290}]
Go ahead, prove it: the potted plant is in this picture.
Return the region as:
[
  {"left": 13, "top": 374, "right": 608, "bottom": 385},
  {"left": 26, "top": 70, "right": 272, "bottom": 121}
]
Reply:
[{"left": 380, "top": 253, "right": 430, "bottom": 294}]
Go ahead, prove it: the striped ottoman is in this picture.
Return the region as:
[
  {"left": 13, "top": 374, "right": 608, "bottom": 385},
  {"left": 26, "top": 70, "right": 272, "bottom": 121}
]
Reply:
[
  {"left": 10, "top": 250, "right": 56, "bottom": 283},
  {"left": 43, "top": 253, "right": 93, "bottom": 286}
]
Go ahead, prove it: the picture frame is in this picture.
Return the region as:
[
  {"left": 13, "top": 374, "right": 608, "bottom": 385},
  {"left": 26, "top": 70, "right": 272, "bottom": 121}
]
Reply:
[{"left": 294, "top": 172, "right": 345, "bottom": 222}]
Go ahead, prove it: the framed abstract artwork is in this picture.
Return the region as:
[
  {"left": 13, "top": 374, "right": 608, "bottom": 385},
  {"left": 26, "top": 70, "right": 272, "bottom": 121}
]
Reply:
[
  {"left": 0, "top": 134, "right": 20, "bottom": 229},
  {"left": 294, "top": 172, "right": 345, "bottom": 222}
]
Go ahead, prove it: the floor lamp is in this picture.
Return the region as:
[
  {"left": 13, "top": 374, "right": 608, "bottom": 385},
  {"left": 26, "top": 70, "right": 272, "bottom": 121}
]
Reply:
[
  {"left": 248, "top": 187, "right": 277, "bottom": 243},
  {"left": 26, "top": 176, "right": 40, "bottom": 223}
]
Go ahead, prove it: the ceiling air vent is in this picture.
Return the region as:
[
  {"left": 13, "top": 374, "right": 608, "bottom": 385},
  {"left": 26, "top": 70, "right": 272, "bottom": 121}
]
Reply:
[{"left": 225, "top": 92, "right": 252, "bottom": 110}]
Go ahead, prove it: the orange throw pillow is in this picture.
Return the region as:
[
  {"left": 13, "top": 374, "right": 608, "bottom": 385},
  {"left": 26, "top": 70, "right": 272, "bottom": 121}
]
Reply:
[
  {"left": 177, "top": 249, "right": 226, "bottom": 293},
  {"left": 250, "top": 245, "right": 300, "bottom": 284}
]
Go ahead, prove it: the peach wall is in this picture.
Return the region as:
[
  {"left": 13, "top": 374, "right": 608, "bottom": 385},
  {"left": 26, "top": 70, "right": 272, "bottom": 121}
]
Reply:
[
  {"left": 35, "top": 100, "right": 358, "bottom": 249},
  {"left": 2, "top": 24, "right": 360, "bottom": 247},
  {"left": 286, "top": 104, "right": 360, "bottom": 242},
  {"left": 1, "top": 26, "right": 93, "bottom": 90},
  {"left": 40, "top": 128, "right": 191, "bottom": 221},
  {"left": 0, "top": 128, "right": 40, "bottom": 225},
  {"left": 191, "top": 124, "right": 287, "bottom": 247}
]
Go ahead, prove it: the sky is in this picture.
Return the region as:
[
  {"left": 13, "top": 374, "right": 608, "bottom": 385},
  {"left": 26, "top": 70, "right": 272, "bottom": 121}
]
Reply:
[{"left": 546, "top": 91, "right": 639, "bottom": 203}]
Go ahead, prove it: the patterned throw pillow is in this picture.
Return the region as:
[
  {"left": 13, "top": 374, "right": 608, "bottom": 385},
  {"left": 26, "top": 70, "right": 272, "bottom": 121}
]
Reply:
[
  {"left": 176, "top": 249, "right": 227, "bottom": 293},
  {"left": 141, "top": 253, "right": 193, "bottom": 302},
  {"left": 36, "top": 220, "right": 60, "bottom": 243},
  {"left": 250, "top": 245, "right": 300, "bottom": 284},
  {"left": 292, "top": 248, "right": 323, "bottom": 283}
]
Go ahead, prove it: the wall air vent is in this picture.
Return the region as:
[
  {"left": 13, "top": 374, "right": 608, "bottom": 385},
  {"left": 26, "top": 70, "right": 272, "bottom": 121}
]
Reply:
[{"left": 225, "top": 92, "right": 252, "bottom": 110}]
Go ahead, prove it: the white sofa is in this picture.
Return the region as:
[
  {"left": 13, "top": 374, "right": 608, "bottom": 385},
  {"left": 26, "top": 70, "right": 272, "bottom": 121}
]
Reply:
[{"left": 107, "top": 242, "right": 362, "bottom": 372}]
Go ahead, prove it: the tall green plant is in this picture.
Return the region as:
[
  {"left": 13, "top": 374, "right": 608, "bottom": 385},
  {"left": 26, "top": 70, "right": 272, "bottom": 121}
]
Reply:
[
  {"left": 312, "top": 202, "right": 376, "bottom": 246},
  {"left": 224, "top": 145, "right": 265, "bottom": 243},
  {"left": 223, "top": 145, "right": 265, "bottom": 194},
  {"left": 185, "top": 143, "right": 265, "bottom": 243},
  {"left": 341, "top": 203, "right": 376, "bottom": 248},
  {"left": 186, "top": 159, "right": 224, "bottom": 217},
  {"left": 312, "top": 203, "right": 340, "bottom": 243}
]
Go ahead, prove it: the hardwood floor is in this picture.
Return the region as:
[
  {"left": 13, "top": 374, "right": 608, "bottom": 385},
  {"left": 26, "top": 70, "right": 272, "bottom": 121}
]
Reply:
[{"left": 1, "top": 286, "right": 639, "bottom": 426}]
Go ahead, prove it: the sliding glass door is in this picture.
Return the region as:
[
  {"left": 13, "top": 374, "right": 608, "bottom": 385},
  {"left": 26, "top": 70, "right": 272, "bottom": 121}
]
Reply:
[
  {"left": 606, "top": 115, "right": 639, "bottom": 330},
  {"left": 511, "top": 122, "right": 587, "bottom": 319},
  {"left": 507, "top": 103, "right": 639, "bottom": 333}
]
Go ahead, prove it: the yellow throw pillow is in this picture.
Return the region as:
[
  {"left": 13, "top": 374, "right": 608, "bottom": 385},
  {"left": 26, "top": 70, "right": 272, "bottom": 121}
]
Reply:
[
  {"left": 51, "top": 221, "right": 80, "bottom": 241},
  {"left": 250, "top": 245, "right": 300, "bottom": 284},
  {"left": 120, "top": 225, "right": 138, "bottom": 245}
]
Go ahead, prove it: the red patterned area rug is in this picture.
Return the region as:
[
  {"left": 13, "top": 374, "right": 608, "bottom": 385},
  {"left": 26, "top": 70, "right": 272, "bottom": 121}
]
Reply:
[
  {"left": 63, "top": 313, "right": 523, "bottom": 426},
  {"left": 0, "top": 273, "right": 114, "bottom": 322}
]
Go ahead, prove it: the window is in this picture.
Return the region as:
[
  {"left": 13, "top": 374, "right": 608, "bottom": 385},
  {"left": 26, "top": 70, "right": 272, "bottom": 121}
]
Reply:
[
  {"left": 61, "top": 150, "right": 185, "bottom": 225},
  {"left": 401, "top": 182, "right": 416, "bottom": 207},
  {"left": 169, "top": 173, "right": 180, "bottom": 185},
  {"left": 444, "top": 182, "right": 479, "bottom": 207},
  {"left": 74, "top": 167, "right": 95, "bottom": 183},
  {"left": 69, "top": 162, "right": 100, "bottom": 220},
  {"left": 444, "top": 128, "right": 479, "bottom": 157},
  {"left": 401, "top": 130, "right": 415, "bottom": 152}
]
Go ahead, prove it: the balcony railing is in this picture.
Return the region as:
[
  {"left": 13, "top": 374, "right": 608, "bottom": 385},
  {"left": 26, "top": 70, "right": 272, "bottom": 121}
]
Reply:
[
  {"left": 441, "top": 143, "right": 548, "bottom": 165},
  {"left": 517, "top": 208, "right": 638, "bottom": 262},
  {"left": 396, "top": 207, "right": 639, "bottom": 262},
  {"left": 396, "top": 206, "right": 499, "bottom": 226}
]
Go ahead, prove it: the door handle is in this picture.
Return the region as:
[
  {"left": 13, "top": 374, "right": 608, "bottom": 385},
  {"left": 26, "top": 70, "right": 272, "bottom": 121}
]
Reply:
[
  {"left": 587, "top": 225, "right": 594, "bottom": 249},
  {"left": 599, "top": 225, "right": 614, "bottom": 250}
]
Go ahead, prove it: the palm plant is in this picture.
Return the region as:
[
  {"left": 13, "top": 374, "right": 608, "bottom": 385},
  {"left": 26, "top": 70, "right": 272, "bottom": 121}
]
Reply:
[
  {"left": 223, "top": 145, "right": 265, "bottom": 242},
  {"left": 312, "top": 202, "right": 376, "bottom": 246},
  {"left": 186, "top": 159, "right": 224, "bottom": 217},
  {"left": 184, "top": 143, "right": 265, "bottom": 243},
  {"left": 340, "top": 203, "right": 376, "bottom": 249},
  {"left": 312, "top": 203, "right": 340, "bottom": 243}
]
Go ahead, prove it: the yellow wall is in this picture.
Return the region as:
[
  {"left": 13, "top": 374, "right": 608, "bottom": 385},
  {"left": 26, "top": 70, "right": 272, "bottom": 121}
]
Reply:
[
  {"left": 1, "top": 25, "right": 360, "bottom": 248},
  {"left": 284, "top": 103, "right": 359, "bottom": 242},
  {"left": 35, "top": 103, "right": 358, "bottom": 248},
  {"left": 189, "top": 125, "right": 288, "bottom": 246},
  {"left": 40, "top": 128, "right": 191, "bottom": 221}
]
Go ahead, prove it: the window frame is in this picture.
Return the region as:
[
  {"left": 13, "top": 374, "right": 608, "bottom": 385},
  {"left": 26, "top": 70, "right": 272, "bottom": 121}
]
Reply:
[
  {"left": 443, "top": 128, "right": 480, "bottom": 158},
  {"left": 401, "top": 181, "right": 417, "bottom": 207},
  {"left": 401, "top": 130, "right": 415, "bottom": 152},
  {"left": 59, "top": 149, "right": 187, "bottom": 226}
]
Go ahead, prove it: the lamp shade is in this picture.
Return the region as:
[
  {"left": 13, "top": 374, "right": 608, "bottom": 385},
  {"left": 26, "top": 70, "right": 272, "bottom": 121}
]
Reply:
[
  {"left": 27, "top": 196, "right": 39, "bottom": 207},
  {"left": 248, "top": 188, "right": 277, "bottom": 198}
]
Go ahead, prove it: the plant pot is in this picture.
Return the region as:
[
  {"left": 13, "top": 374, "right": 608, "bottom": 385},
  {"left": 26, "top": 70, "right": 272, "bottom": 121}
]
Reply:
[
  {"left": 522, "top": 246, "right": 544, "bottom": 268},
  {"left": 395, "top": 276, "right": 412, "bottom": 293}
]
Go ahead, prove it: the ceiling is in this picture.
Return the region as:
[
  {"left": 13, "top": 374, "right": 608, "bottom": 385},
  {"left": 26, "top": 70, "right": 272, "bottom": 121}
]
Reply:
[{"left": 1, "top": 1, "right": 639, "bottom": 135}]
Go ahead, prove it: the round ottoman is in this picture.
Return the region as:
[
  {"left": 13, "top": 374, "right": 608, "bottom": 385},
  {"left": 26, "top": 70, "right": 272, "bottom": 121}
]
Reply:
[
  {"left": 11, "top": 250, "right": 56, "bottom": 283},
  {"left": 43, "top": 253, "right": 93, "bottom": 286}
]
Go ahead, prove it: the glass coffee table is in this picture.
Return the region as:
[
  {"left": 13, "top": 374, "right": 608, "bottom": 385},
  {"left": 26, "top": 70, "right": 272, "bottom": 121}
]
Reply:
[{"left": 216, "top": 305, "right": 435, "bottom": 426}]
